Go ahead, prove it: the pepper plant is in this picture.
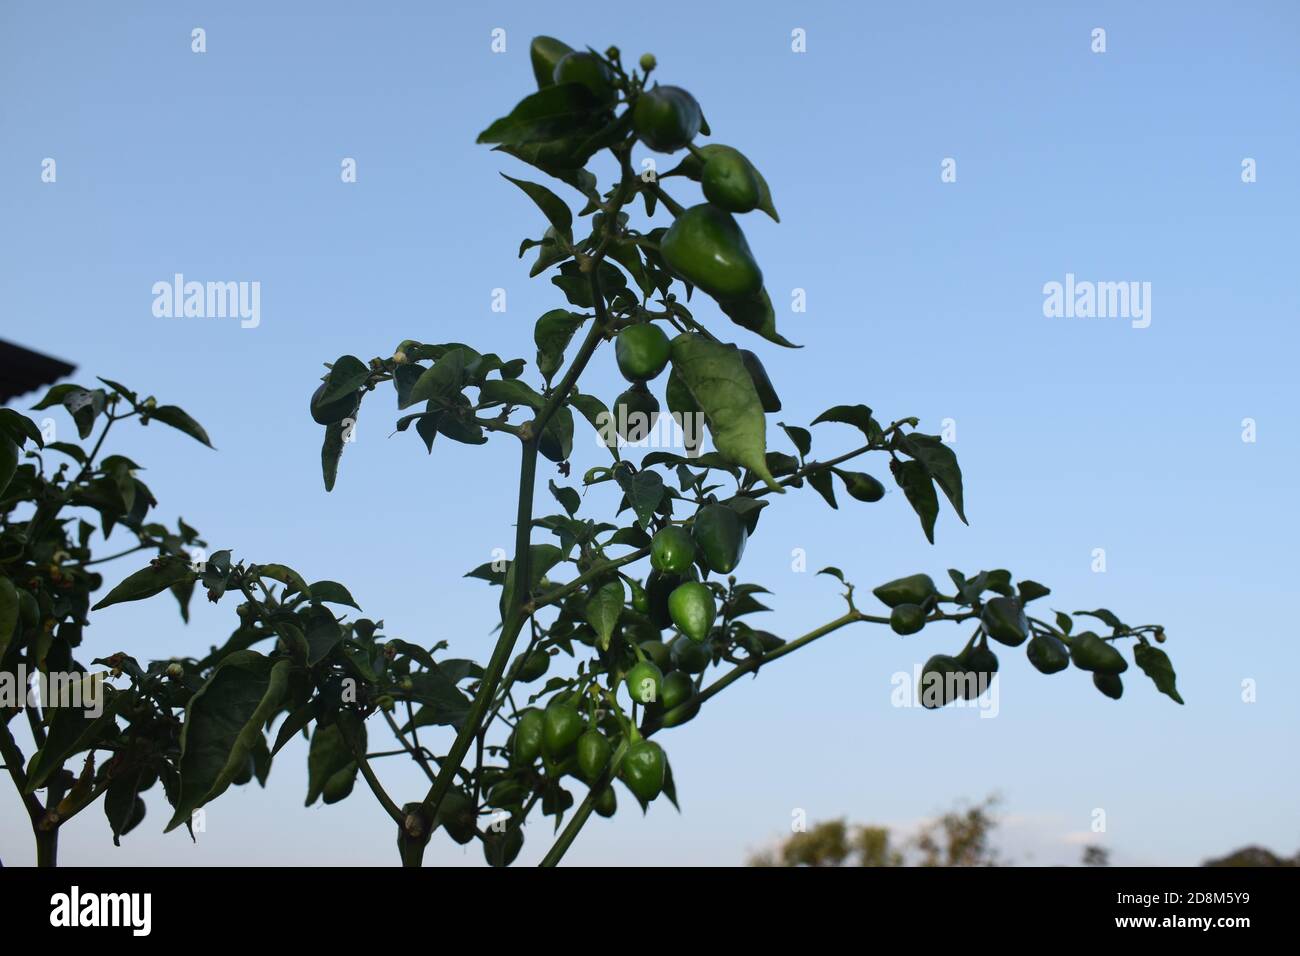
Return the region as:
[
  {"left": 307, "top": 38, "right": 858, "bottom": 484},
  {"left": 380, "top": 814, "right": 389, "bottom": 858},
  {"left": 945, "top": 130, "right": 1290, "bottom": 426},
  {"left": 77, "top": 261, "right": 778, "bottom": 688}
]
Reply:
[{"left": 0, "top": 37, "right": 1184, "bottom": 868}]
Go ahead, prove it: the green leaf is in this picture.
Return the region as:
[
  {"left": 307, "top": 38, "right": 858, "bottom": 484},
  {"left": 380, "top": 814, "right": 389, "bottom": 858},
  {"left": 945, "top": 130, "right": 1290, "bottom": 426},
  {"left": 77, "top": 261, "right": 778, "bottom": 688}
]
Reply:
[
  {"left": 31, "top": 383, "right": 86, "bottom": 410},
  {"left": 0, "top": 408, "right": 43, "bottom": 448},
  {"left": 271, "top": 701, "right": 316, "bottom": 756},
  {"left": 538, "top": 405, "right": 575, "bottom": 463},
  {"left": 1133, "top": 644, "right": 1184, "bottom": 704},
  {"left": 1054, "top": 611, "right": 1073, "bottom": 635},
  {"left": 570, "top": 391, "right": 619, "bottom": 457},
  {"left": 1018, "top": 580, "right": 1051, "bottom": 603},
  {"left": 1077, "top": 608, "right": 1127, "bottom": 632},
  {"left": 477, "top": 83, "right": 602, "bottom": 147},
  {"left": 148, "top": 405, "right": 214, "bottom": 448},
  {"left": 104, "top": 768, "right": 148, "bottom": 845},
  {"left": 669, "top": 335, "right": 781, "bottom": 492},
  {"left": 407, "top": 349, "right": 471, "bottom": 407},
  {"left": 806, "top": 469, "right": 837, "bottom": 509},
  {"left": 165, "top": 654, "right": 289, "bottom": 831},
  {"left": 615, "top": 468, "right": 664, "bottom": 528},
  {"left": 309, "top": 581, "right": 361, "bottom": 610},
  {"left": 502, "top": 175, "right": 573, "bottom": 240},
  {"left": 778, "top": 422, "right": 811, "bottom": 459},
  {"left": 892, "top": 459, "right": 939, "bottom": 544},
  {"left": 304, "top": 606, "right": 344, "bottom": 665},
  {"left": 810, "top": 404, "right": 881, "bottom": 443},
  {"left": 25, "top": 693, "right": 120, "bottom": 793},
  {"left": 549, "top": 480, "right": 580, "bottom": 517},
  {"left": 392, "top": 363, "right": 424, "bottom": 408},
  {"left": 718, "top": 288, "right": 800, "bottom": 349},
  {"left": 534, "top": 310, "right": 586, "bottom": 382},
  {"left": 897, "top": 433, "right": 966, "bottom": 523},
  {"left": 92, "top": 559, "right": 195, "bottom": 611},
  {"left": 305, "top": 720, "right": 363, "bottom": 806},
  {"left": 0, "top": 578, "right": 17, "bottom": 662},
  {"left": 319, "top": 355, "right": 369, "bottom": 404},
  {"left": 259, "top": 564, "right": 311, "bottom": 599},
  {"left": 818, "top": 567, "right": 847, "bottom": 584},
  {"left": 585, "top": 579, "right": 624, "bottom": 651},
  {"left": 0, "top": 433, "right": 17, "bottom": 498},
  {"left": 480, "top": 378, "right": 545, "bottom": 411}
]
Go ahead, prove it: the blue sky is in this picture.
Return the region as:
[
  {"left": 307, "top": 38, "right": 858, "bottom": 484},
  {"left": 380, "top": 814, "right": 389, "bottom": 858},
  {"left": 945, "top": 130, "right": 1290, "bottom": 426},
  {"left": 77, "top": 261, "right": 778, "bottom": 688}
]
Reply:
[{"left": 2, "top": 0, "right": 1297, "bottom": 866}]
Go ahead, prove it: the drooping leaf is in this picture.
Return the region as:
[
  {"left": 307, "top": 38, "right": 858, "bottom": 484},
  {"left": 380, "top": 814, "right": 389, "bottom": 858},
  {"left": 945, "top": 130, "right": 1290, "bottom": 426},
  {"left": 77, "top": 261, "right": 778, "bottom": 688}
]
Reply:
[
  {"left": 165, "top": 654, "right": 289, "bottom": 830},
  {"left": 806, "top": 469, "right": 838, "bottom": 509},
  {"left": 304, "top": 606, "right": 345, "bottom": 665},
  {"left": 892, "top": 458, "right": 939, "bottom": 544},
  {"left": 897, "top": 433, "right": 966, "bottom": 523},
  {"left": 305, "top": 719, "right": 364, "bottom": 806},
  {"left": 502, "top": 175, "right": 573, "bottom": 240},
  {"left": 669, "top": 335, "right": 781, "bottom": 492},
  {"left": 585, "top": 579, "right": 624, "bottom": 651},
  {"left": 534, "top": 310, "right": 586, "bottom": 382},
  {"left": 1133, "top": 643, "right": 1184, "bottom": 704}
]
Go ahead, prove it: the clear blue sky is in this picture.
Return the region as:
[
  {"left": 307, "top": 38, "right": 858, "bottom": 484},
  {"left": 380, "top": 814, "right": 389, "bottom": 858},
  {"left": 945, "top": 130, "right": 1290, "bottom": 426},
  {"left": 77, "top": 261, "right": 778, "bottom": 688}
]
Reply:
[{"left": 2, "top": 0, "right": 1297, "bottom": 866}]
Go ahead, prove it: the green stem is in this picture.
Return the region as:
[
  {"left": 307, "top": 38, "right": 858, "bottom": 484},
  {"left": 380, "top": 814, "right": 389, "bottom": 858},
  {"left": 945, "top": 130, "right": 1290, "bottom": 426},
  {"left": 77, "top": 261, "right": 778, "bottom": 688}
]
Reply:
[
  {"left": 35, "top": 829, "right": 57, "bottom": 868},
  {"left": 417, "top": 441, "right": 540, "bottom": 847}
]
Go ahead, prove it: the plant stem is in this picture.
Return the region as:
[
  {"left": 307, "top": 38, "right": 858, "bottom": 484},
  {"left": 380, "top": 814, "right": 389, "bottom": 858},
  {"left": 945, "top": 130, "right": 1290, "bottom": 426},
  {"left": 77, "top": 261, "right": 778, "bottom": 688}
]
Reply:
[
  {"left": 416, "top": 441, "right": 539, "bottom": 849},
  {"left": 35, "top": 829, "right": 57, "bottom": 868}
]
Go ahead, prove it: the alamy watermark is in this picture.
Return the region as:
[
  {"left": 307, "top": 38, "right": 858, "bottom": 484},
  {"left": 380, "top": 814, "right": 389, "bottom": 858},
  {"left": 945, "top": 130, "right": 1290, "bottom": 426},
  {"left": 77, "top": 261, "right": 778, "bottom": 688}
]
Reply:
[
  {"left": 594, "top": 409, "right": 706, "bottom": 453},
  {"left": 1, "top": 666, "right": 106, "bottom": 718},
  {"left": 152, "top": 273, "right": 261, "bottom": 328},
  {"left": 1042, "top": 273, "right": 1150, "bottom": 329}
]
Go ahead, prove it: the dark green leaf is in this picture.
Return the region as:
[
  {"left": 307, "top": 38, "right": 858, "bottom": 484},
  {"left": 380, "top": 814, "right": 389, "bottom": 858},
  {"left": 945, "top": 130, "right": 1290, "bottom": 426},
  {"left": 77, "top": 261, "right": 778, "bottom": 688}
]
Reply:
[
  {"left": 165, "top": 654, "right": 289, "bottom": 830},
  {"left": 149, "top": 405, "right": 214, "bottom": 448},
  {"left": 585, "top": 579, "right": 624, "bottom": 651},
  {"left": 502, "top": 175, "right": 573, "bottom": 239},
  {"left": 669, "top": 335, "right": 780, "bottom": 492},
  {"left": 1133, "top": 643, "right": 1185, "bottom": 705},
  {"left": 319, "top": 356, "right": 369, "bottom": 404},
  {"left": 892, "top": 459, "right": 939, "bottom": 544},
  {"left": 309, "top": 580, "right": 361, "bottom": 610},
  {"left": 92, "top": 559, "right": 195, "bottom": 611},
  {"left": 897, "top": 433, "right": 966, "bottom": 523}
]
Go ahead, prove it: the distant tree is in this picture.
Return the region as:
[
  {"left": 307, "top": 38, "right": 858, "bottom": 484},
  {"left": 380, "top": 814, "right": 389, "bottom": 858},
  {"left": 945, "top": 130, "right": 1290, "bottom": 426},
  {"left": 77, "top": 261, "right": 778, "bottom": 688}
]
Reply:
[
  {"left": 1081, "top": 845, "right": 1110, "bottom": 867},
  {"left": 1202, "top": 846, "right": 1298, "bottom": 867},
  {"left": 748, "top": 796, "right": 997, "bottom": 867}
]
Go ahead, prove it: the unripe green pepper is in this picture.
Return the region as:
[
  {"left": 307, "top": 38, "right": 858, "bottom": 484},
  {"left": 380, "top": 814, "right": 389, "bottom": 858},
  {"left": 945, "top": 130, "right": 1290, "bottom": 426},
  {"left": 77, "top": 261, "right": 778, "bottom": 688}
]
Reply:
[
  {"left": 668, "top": 581, "right": 715, "bottom": 642},
  {"left": 692, "top": 504, "right": 747, "bottom": 574},
  {"left": 576, "top": 729, "right": 612, "bottom": 782},
  {"left": 625, "top": 659, "right": 665, "bottom": 705},
  {"left": 620, "top": 739, "right": 666, "bottom": 802},
  {"left": 889, "top": 603, "right": 926, "bottom": 635},
  {"left": 659, "top": 204, "right": 763, "bottom": 301},
  {"left": 981, "top": 596, "right": 1028, "bottom": 646},
  {"left": 1069, "top": 632, "right": 1128, "bottom": 674},
  {"left": 633, "top": 85, "right": 702, "bottom": 152},
  {"left": 542, "top": 698, "right": 584, "bottom": 757},
  {"left": 873, "top": 573, "right": 937, "bottom": 609}
]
